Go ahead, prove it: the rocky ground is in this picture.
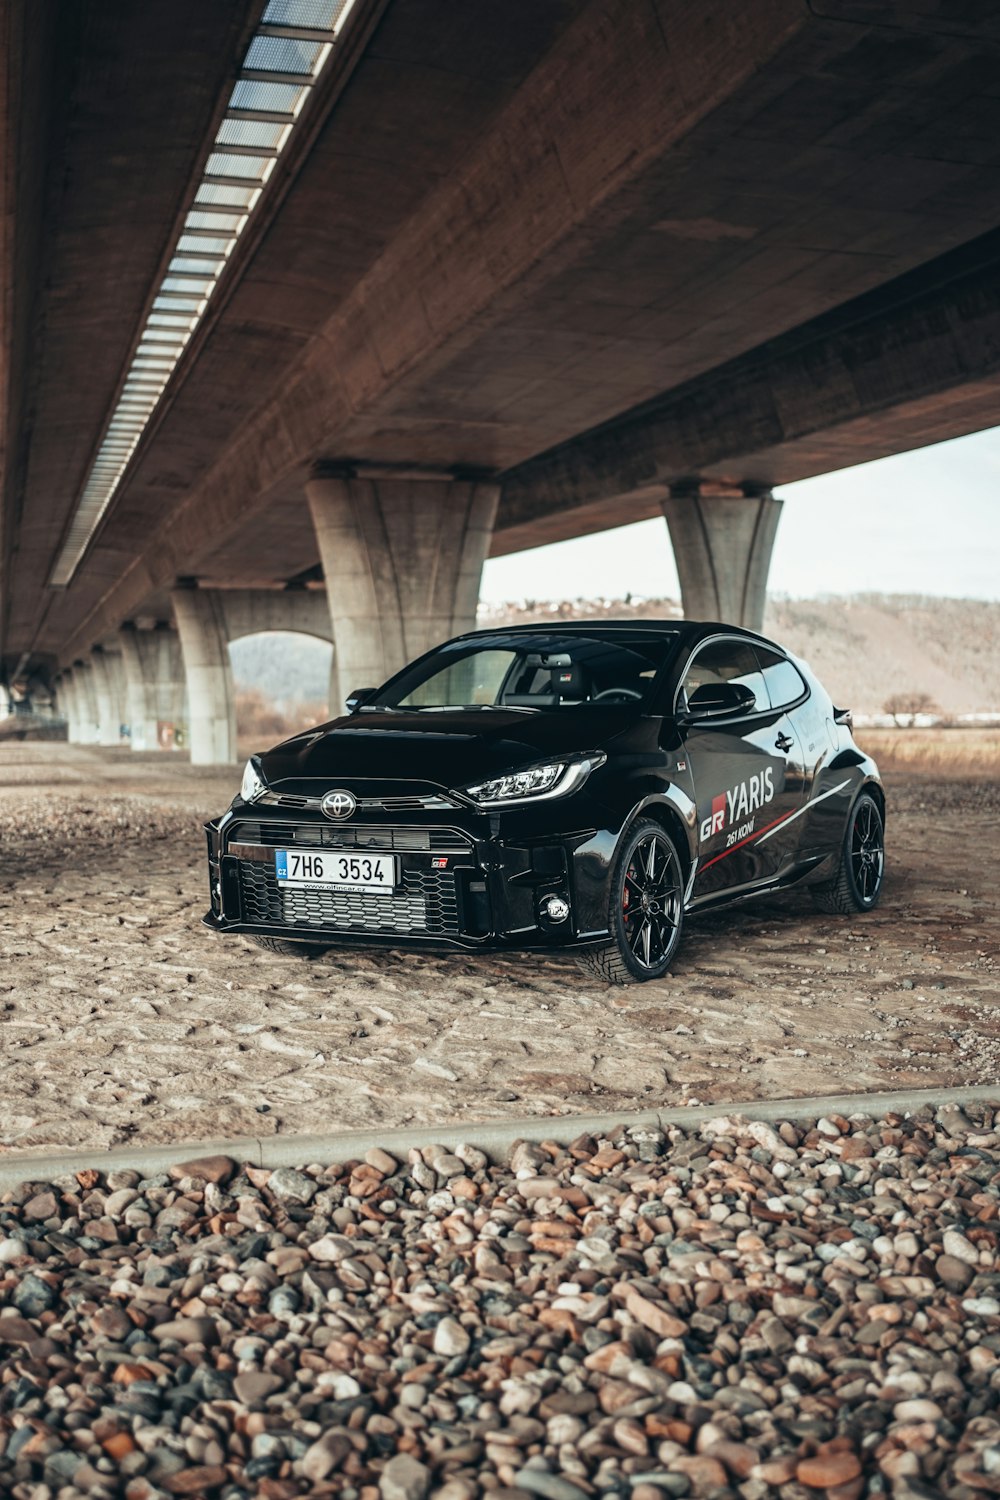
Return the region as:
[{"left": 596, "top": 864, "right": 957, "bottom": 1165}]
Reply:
[
  {"left": 0, "top": 1100, "right": 999, "bottom": 1498},
  {"left": 0, "top": 745, "right": 998, "bottom": 1152}
]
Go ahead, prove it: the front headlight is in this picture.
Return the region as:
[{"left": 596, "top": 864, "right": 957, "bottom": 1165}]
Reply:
[
  {"left": 461, "top": 755, "right": 605, "bottom": 808},
  {"left": 239, "top": 757, "right": 267, "bottom": 804}
]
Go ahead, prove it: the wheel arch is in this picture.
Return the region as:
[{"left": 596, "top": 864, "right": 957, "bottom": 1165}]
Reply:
[
  {"left": 861, "top": 776, "right": 886, "bottom": 825},
  {"left": 624, "top": 792, "right": 696, "bottom": 884}
]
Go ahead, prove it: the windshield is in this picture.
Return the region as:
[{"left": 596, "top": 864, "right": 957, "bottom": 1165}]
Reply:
[{"left": 370, "top": 630, "right": 681, "bottom": 711}]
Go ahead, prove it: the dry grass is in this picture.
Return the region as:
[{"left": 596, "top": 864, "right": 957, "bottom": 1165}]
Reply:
[
  {"left": 856, "top": 726, "right": 1000, "bottom": 776},
  {"left": 235, "top": 688, "right": 327, "bottom": 747}
]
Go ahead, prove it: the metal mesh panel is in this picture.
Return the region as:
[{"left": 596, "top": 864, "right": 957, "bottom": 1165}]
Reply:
[
  {"left": 162, "top": 274, "right": 216, "bottom": 293},
  {"left": 232, "top": 821, "right": 470, "bottom": 854},
  {"left": 228, "top": 79, "right": 310, "bottom": 114},
  {"left": 216, "top": 118, "right": 288, "bottom": 151},
  {"left": 206, "top": 152, "right": 271, "bottom": 180},
  {"left": 186, "top": 210, "right": 244, "bottom": 233},
  {"left": 263, "top": 0, "right": 350, "bottom": 27},
  {"left": 170, "top": 255, "right": 224, "bottom": 275},
  {"left": 195, "top": 183, "right": 260, "bottom": 209},
  {"left": 238, "top": 862, "right": 460, "bottom": 936},
  {"left": 177, "top": 234, "right": 234, "bottom": 256},
  {"left": 244, "top": 35, "right": 324, "bottom": 76}
]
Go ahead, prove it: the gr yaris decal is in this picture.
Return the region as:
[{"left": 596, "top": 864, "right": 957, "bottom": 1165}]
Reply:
[{"left": 699, "top": 767, "right": 775, "bottom": 842}]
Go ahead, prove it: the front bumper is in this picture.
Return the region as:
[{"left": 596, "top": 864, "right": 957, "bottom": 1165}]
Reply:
[{"left": 203, "top": 793, "right": 617, "bottom": 953}]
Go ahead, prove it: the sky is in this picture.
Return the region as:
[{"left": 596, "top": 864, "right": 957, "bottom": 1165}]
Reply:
[{"left": 480, "top": 426, "right": 1000, "bottom": 605}]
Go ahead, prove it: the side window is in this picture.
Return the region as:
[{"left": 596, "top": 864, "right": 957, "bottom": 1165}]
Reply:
[
  {"left": 680, "top": 639, "right": 768, "bottom": 713},
  {"left": 754, "top": 647, "right": 807, "bottom": 709}
]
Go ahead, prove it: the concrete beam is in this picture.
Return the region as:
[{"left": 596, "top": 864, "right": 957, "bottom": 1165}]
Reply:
[
  {"left": 218, "top": 587, "right": 332, "bottom": 646},
  {"left": 49, "top": 0, "right": 813, "bottom": 665},
  {"left": 495, "top": 230, "right": 1000, "bottom": 550},
  {"left": 306, "top": 468, "right": 498, "bottom": 711},
  {"left": 171, "top": 589, "right": 236, "bottom": 767},
  {"left": 662, "top": 483, "right": 782, "bottom": 630}
]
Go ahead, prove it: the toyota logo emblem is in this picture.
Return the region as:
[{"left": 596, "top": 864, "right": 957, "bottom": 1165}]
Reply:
[{"left": 322, "top": 789, "right": 357, "bottom": 820}]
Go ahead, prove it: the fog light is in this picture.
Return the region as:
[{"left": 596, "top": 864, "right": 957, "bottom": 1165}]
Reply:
[{"left": 543, "top": 895, "right": 570, "bottom": 923}]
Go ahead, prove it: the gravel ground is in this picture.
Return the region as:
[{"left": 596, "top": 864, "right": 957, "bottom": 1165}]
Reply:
[
  {"left": 0, "top": 745, "right": 998, "bottom": 1151},
  {"left": 1, "top": 1100, "right": 1000, "bottom": 1498}
]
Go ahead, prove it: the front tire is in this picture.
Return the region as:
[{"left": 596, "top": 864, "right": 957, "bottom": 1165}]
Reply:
[
  {"left": 575, "top": 818, "right": 685, "bottom": 985},
  {"left": 250, "top": 935, "right": 332, "bottom": 958},
  {"left": 811, "top": 791, "right": 885, "bottom": 914}
]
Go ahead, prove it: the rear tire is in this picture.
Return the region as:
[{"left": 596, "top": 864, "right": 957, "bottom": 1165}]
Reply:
[
  {"left": 575, "top": 818, "right": 685, "bottom": 985},
  {"left": 811, "top": 791, "right": 884, "bottom": 914},
  {"left": 250, "top": 935, "right": 332, "bottom": 958}
]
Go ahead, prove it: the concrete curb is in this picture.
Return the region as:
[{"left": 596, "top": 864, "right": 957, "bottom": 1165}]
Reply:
[{"left": 1, "top": 1084, "right": 997, "bottom": 1190}]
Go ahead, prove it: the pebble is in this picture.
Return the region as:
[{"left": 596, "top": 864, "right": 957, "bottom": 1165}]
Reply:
[
  {"left": 433, "top": 1316, "right": 471, "bottom": 1357},
  {"left": 267, "top": 1166, "right": 319, "bottom": 1204},
  {"left": 934, "top": 1252, "right": 975, "bottom": 1292},
  {"left": 514, "top": 1471, "right": 590, "bottom": 1500},
  {"left": 797, "top": 1451, "right": 862, "bottom": 1488},
  {"left": 0, "top": 1105, "right": 994, "bottom": 1495},
  {"left": 380, "top": 1453, "right": 431, "bottom": 1500}
]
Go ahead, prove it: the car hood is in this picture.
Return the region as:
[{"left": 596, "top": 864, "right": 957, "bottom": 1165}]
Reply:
[{"left": 260, "top": 706, "right": 655, "bottom": 793}]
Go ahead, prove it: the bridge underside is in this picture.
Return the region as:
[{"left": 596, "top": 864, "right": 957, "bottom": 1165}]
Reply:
[{"left": 4, "top": 0, "right": 1000, "bottom": 754}]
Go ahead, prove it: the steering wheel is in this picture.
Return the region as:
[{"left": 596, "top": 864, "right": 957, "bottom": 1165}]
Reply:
[{"left": 592, "top": 687, "right": 642, "bottom": 702}]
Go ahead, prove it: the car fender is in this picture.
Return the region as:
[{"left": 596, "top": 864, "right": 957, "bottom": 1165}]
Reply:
[
  {"left": 620, "top": 780, "right": 699, "bottom": 869},
  {"left": 799, "top": 754, "right": 884, "bottom": 868}
]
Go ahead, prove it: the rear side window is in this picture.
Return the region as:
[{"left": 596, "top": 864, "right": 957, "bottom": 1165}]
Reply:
[
  {"left": 754, "top": 647, "right": 807, "bottom": 709},
  {"left": 680, "top": 639, "right": 768, "bottom": 713}
]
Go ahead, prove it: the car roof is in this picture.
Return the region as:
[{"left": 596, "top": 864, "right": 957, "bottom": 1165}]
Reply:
[{"left": 453, "top": 619, "right": 787, "bottom": 653}]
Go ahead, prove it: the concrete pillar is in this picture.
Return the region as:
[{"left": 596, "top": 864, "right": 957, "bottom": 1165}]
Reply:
[
  {"left": 662, "top": 482, "right": 782, "bottom": 631},
  {"left": 90, "top": 647, "right": 127, "bottom": 746},
  {"left": 305, "top": 467, "right": 499, "bottom": 713},
  {"left": 119, "top": 624, "right": 187, "bottom": 751},
  {"left": 72, "top": 662, "right": 101, "bottom": 743},
  {"left": 172, "top": 588, "right": 237, "bottom": 765},
  {"left": 56, "top": 674, "right": 76, "bottom": 740}
]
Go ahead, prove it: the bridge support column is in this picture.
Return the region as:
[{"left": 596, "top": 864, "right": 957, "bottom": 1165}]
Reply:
[
  {"left": 72, "top": 663, "right": 101, "bottom": 743},
  {"left": 119, "top": 624, "right": 187, "bottom": 751},
  {"left": 662, "top": 482, "right": 782, "bottom": 631},
  {"left": 172, "top": 588, "right": 237, "bottom": 765},
  {"left": 305, "top": 467, "right": 499, "bottom": 713},
  {"left": 57, "top": 672, "right": 81, "bottom": 742},
  {"left": 90, "top": 647, "right": 127, "bottom": 746}
]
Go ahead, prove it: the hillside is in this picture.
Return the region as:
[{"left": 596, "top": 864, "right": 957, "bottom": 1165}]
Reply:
[{"left": 229, "top": 594, "right": 1000, "bottom": 717}]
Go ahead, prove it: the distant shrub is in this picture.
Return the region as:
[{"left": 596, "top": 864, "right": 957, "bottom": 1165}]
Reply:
[
  {"left": 236, "top": 689, "right": 327, "bottom": 745},
  {"left": 883, "top": 691, "right": 940, "bottom": 726}
]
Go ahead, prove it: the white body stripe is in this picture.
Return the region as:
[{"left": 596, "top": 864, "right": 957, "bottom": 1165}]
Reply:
[{"left": 755, "top": 778, "right": 852, "bottom": 846}]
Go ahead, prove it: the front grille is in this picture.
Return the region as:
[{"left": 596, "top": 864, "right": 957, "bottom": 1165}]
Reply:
[
  {"left": 233, "top": 820, "right": 469, "bottom": 853},
  {"left": 237, "top": 860, "right": 461, "bottom": 935},
  {"left": 260, "top": 792, "right": 458, "bottom": 812}
]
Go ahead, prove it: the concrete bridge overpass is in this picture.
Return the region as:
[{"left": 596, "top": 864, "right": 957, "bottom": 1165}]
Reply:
[{"left": 4, "top": 0, "right": 1000, "bottom": 761}]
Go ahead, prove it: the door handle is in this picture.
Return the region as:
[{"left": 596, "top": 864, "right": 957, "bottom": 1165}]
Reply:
[{"left": 775, "top": 732, "right": 793, "bottom": 752}]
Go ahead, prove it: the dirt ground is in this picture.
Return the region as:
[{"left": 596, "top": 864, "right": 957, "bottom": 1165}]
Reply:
[{"left": 0, "top": 741, "right": 997, "bottom": 1152}]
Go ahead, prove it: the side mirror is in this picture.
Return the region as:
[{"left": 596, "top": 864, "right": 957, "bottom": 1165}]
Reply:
[
  {"left": 685, "top": 681, "right": 756, "bottom": 719},
  {"left": 345, "top": 686, "right": 377, "bottom": 712}
]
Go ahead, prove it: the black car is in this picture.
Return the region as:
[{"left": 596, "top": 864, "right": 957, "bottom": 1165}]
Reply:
[{"left": 204, "top": 621, "right": 885, "bottom": 984}]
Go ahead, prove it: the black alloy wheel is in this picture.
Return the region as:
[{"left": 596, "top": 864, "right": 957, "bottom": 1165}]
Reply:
[
  {"left": 577, "top": 817, "right": 685, "bottom": 984},
  {"left": 812, "top": 791, "right": 885, "bottom": 914}
]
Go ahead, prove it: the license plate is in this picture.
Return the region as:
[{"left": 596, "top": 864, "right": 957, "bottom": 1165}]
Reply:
[{"left": 274, "top": 849, "right": 398, "bottom": 892}]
